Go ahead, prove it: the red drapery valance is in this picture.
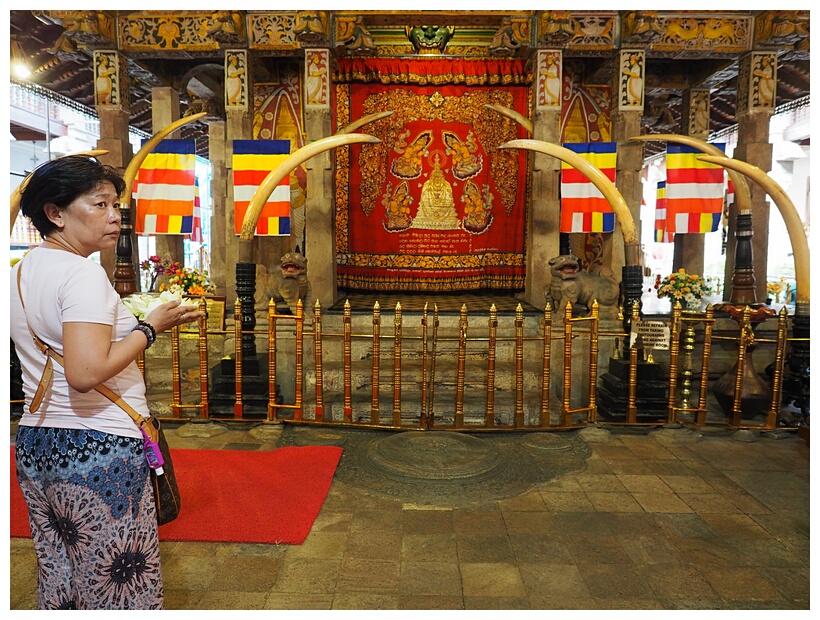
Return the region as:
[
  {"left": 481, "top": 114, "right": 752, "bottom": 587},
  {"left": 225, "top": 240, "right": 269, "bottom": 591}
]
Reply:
[{"left": 334, "top": 57, "right": 532, "bottom": 87}]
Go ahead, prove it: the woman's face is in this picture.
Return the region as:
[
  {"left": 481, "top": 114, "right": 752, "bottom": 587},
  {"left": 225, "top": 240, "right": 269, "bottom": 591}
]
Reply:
[{"left": 52, "top": 181, "right": 122, "bottom": 256}]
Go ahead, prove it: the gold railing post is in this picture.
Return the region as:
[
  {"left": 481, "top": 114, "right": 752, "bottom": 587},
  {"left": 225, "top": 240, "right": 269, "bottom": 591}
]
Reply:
[
  {"left": 514, "top": 303, "right": 524, "bottom": 428},
  {"left": 667, "top": 302, "right": 682, "bottom": 423},
  {"left": 420, "top": 302, "right": 429, "bottom": 429},
  {"left": 428, "top": 304, "right": 439, "bottom": 427},
  {"left": 767, "top": 306, "right": 789, "bottom": 428},
  {"left": 588, "top": 300, "right": 600, "bottom": 423},
  {"left": 343, "top": 300, "right": 352, "bottom": 423},
  {"left": 541, "top": 303, "right": 552, "bottom": 428},
  {"left": 267, "top": 299, "right": 278, "bottom": 421},
  {"left": 294, "top": 299, "right": 304, "bottom": 421},
  {"left": 197, "top": 297, "right": 209, "bottom": 419},
  {"left": 170, "top": 325, "right": 182, "bottom": 418},
  {"left": 137, "top": 350, "right": 145, "bottom": 378},
  {"left": 233, "top": 297, "right": 243, "bottom": 419},
  {"left": 731, "top": 306, "right": 752, "bottom": 427},
  {"left": 679, "top": 315, "right": 697, "bottom": 411},
  {"left": 696, "top": 305, "right": 714, "bottom": 426},
  {"left": 626, "top": 302, "right": 640, "bottom": 424},
  {"left": 313, "top": 300, "right": 324, "bottom": 422},
  {"left": 455, "top": 304, "right": 468, "bottom": 429},
  {"left": 392, "top": 302, "right": 402, "bottom": 427},
  {"left": 371, "top": 301, "right": 381, "bottom": 424},
  {"left": 486, "top": 303, "right": 497, "bottom": 428},
  {"left": 561, "top": 302, "right": 573, "bottom": 426}
]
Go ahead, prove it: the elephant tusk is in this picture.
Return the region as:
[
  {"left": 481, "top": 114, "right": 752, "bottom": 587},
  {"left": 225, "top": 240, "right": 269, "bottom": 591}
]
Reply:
[
  {"left": 239, "top": 133, "right": 381, "bottom": 257},
  {"left": 484, "top": 104, "right": 533, "bottom": 134},
  {"left": 699, "top": 155, "right": 809, "bottom": 304},
  {"left": 10, "top": 149, "right": 110, "bottom": 233},
  {"left": 122, "top": 112, "right": 207, "bottom": 205},
  {"left": 628, "top": 134, "right": 751, "bottom": 214},
  {"left": 500, "top": 138, "right": 638, "bottom": 250},
  {"left": 335, "top": 111, "right": 394, "bottom": 135}
]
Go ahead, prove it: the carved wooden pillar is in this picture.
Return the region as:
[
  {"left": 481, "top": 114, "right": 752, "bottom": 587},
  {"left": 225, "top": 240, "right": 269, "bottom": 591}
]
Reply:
[
  {"left": 93, "top": 49, "right": 135, "bottom": 295},
  {"left": 671, "top": 88, "right": 710, "bottom": 277},
  {"left": 728, "top": 51, "right": 776, "bottom": 304},
  {"left": 525, "top": 49, "right": 562, "bottom": 308},
  {"left": 225, "top": 49, "right": 257, "bottom": 358},
  {"left": 208, "top": 121, "right": 228, "bottom": 298},
  {"left": 610, "top": 49, "right": 645, "bottom": 325},
  {"left": 303, "top": 47, "right": 335, "bottom": 308},
  {"left": 148, "top": 87, "right": 185, "bottom": 271}
]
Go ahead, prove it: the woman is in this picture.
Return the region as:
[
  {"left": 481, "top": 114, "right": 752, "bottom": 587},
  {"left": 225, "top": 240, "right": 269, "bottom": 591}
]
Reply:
[{"left": 9, "top": 155, "right": 204, "bottom": 609}]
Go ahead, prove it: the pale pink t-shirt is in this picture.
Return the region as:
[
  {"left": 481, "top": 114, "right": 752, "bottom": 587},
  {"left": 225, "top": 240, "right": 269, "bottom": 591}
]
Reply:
[{"left": 11, "top": 246, "right": 147, "bottom": 439}]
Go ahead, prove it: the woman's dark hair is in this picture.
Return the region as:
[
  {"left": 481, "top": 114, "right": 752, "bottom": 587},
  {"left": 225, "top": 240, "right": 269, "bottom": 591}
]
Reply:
[{"left": 20, "top": 155, "right": 127, "bottom": 237}]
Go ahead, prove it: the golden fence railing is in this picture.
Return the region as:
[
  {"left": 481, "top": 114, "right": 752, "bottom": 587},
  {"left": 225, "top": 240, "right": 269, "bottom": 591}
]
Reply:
[{"left": 111, "top": 296, "right": 798, "bottom": 433}]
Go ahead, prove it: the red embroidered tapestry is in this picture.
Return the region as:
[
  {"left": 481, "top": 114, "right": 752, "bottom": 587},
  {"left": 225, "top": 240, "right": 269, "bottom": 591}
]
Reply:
[{"left": 335, "top": 59, "right": 531, "bottom": 292}]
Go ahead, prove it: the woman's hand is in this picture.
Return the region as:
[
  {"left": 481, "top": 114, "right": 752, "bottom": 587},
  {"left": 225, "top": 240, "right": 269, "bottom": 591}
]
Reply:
[{"left": 144, "top": 299, "right": 206, "bottom": 334}]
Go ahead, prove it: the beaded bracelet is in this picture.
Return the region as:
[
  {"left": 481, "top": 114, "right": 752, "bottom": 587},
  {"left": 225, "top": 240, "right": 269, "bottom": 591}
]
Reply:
[{"left": 132, "top": 321, "right": 156, "bottom": 349}]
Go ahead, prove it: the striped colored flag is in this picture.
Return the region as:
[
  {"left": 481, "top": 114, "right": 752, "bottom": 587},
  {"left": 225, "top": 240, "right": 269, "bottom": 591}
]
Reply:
[
  {"left": 135, "top": 139, "right": 196, "bottom": 235},
  {"left": 726, "top": 178, "right": 735, "bottom": 209},
  {"left": 665, "top": 143, "right": 726, "bottom": 233},
  {"left": 233, "top": 140, "right": 291, "bottom": 236},
  {"left": 654, "top": 181, "right": 674, "bottom": 243},
  {"left": 187, "top": 177, "right": 203, "bottom": 243},
  {"left": 560, "top": 142, "right": 616, "bottom": 233}
]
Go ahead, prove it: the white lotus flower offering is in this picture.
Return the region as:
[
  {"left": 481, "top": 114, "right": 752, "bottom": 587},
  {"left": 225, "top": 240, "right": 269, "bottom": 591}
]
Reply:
[{"left": 122, "top": 289, "right": 184, "bottom": 321}]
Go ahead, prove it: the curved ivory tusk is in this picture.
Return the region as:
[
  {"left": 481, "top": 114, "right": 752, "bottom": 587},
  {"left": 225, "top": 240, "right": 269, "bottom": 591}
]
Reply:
[
  {"left": 500, "top": 138, "right": 638, "bottom": 250},
  {"left": 335, "top": 111, "right": 394, "bottom": 135},
  {"left": 239, "top": 133, "right": 381, "bottom": 249},
  {"left": 10, "top": 149, "right": 110, "bottom": 233},
  {"left": 485, "top": 104, "right": 533, "bottom": 133},
  {"left": 628, "top": 134, "right": 751, "bottom": 214},
  {"left": 699, "top": 155, "right": 809, "bottom": 303},
  {"left": 122, "top": 112, "right": 207, "bottom": 205}
]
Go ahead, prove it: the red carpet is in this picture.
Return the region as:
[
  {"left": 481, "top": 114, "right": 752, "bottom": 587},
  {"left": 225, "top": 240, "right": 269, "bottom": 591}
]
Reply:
[{"left": 11, "top": 445, "right": 343, "bottom": 545}]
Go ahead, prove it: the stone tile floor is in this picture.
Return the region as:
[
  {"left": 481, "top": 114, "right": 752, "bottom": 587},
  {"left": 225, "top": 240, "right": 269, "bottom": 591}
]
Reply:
[{"left": 9, "top": 420, "right": 811, "bottom": 611}]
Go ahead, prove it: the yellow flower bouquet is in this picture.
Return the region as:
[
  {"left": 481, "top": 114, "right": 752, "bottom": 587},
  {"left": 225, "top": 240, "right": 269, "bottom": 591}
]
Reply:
[
  {"left": 655, "top": 268, "right": 714, "bottom": 308},
  {"left": 161, "top": 265, "right": 216, "bottom": 297}
]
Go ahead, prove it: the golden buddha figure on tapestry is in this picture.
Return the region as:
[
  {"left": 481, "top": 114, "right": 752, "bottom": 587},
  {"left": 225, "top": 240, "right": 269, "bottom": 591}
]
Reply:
[
  {"left": 461, "top": 180, "right": 493, "bottom": 234},
  {"left": 391, "top": 130, "right": 432, "bottom": 179},
  {"left": 443, "top": 130, "right": 482, "bottom": 180},
  {"left": 411, "top": 154, "right": 460, "bottom": 230},
  {"left": 383, "top": 181, "right": 414, "bottom": 231}
]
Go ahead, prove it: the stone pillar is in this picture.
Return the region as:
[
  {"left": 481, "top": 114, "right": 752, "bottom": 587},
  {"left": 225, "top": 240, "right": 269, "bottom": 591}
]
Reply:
[
  {"left": 149, "top": 87, "right": 184, "bottom": 268},
  {"left": 609, "top": 50, "right": 645, "bottom": 284},
  {"left": 303, "top": 48, "right": 335, "bottom": 307},
  {"left": 208, "top": 121, "right": 228, "bottom": 298},
  {"left": 671, "top": 88, "right": 711, "bottom": 276},
  {"left": 93, "top": 50, "right": 134, "bottom": 292},
  {"left": 524, "top": 50, "right": 562, "bottom": 308},
  {"left": 728, "top": 51, "right": 776, "bottom": 303}
]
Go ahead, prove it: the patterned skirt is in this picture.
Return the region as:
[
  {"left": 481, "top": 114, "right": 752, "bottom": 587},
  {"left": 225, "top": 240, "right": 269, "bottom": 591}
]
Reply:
[{"left": 15, "top": 426, "right": 164, "bottom": 610}]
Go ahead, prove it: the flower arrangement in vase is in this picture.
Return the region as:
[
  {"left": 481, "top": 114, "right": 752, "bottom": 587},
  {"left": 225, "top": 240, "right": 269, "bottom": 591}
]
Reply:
[
  {"left": 140, "top": 255, "right": 215, "bottom": 297},
  {"left": 654, "top": 268, "right": 715, "bottom": 309}
]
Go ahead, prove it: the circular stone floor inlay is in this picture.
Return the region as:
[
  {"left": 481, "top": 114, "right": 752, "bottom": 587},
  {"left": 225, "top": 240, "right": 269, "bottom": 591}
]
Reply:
[
  {"left": 277, "top": 426, "right": 592, "bottom": 506},
  {"left": 367, "top": 432, "right": 503, "bottom": 480}
]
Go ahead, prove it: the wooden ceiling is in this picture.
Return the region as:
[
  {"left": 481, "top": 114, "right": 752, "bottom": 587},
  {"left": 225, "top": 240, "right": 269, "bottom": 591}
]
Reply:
[{"left": 9, "top": 10, "right": 810, "bottom": 159}]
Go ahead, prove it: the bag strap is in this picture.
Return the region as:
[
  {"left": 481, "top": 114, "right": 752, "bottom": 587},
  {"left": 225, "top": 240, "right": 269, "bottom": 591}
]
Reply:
[{"left": 15, "top": 260, "right": 158, "bottom": 442}]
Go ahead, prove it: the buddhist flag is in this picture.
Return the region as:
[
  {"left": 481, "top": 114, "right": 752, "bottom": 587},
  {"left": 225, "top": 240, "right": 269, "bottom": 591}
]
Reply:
[
  {"left": 665, "top": 143, "right": 725, "bottom": 233},
  {"left": 654, "top": 181, "right": 674, "bottom": 243},
  {"left": 233, "top": 140, "right": 291, "bottom": 236},
  {"left": 135, "top": 139, "right": 196, "bottom": 235},
  {"left": 187, "top": 177, "right": 203, "bottom": 243},
  {"left": 560, "top": 142, "right": 616, "bottom": 233}
]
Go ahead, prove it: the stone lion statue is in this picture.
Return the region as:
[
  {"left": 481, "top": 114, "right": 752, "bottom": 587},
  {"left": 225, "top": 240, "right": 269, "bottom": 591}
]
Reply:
[
  {"left": 255, "top": 251, "right": 310, "bottom": 316},
  {"left": 547, "top": 254, "right": 620, "bottom": 320}
]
